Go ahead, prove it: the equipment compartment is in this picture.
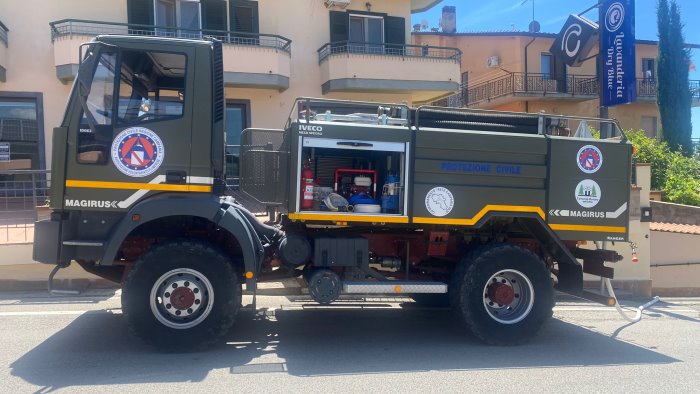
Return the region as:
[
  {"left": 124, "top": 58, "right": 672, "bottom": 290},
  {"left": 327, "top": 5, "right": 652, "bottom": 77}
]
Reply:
[
  {"left": 286, "top": 120, "right": 412, "bottom": 220},
  {"left": 299, "top": 137, "right": 407, "bottom": 216}
]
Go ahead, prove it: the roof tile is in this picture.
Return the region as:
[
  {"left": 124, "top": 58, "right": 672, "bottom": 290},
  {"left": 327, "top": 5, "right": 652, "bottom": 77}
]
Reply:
[{"left": 650, "top": 222, "right": 700, "bottom": 235}]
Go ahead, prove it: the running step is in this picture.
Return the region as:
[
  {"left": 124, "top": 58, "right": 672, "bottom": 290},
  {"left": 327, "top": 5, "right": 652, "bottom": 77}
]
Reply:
[
  {"left": 62, "top": 240, "right": 105, "bottom": 247},
  {"left": 343, "top": 281, "right": 447, "bottom": 294}
]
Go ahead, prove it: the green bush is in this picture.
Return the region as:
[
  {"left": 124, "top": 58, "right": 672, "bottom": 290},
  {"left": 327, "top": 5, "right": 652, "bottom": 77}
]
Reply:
[{"left": 625, "top": 130, "right": 700, "bottom": 206}]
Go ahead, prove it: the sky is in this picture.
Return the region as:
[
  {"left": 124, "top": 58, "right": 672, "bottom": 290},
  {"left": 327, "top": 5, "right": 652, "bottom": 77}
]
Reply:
[{"left": 412, "top": 0, "right": 700, "bottom": 137}]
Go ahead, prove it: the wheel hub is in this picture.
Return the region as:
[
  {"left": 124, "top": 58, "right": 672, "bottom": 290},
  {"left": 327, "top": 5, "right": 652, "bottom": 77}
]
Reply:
[
  {"left": 169, "top": 286, "right": 196, "bottom": 310},
  {"left": 150, "top": 268, "right": 213, "bottom": 329},
  {"left": 488, "top": 282, "right": 515, "bottom": 306},
  {"left": 482, "top": 269, "right": 535, "bottom": 324}
]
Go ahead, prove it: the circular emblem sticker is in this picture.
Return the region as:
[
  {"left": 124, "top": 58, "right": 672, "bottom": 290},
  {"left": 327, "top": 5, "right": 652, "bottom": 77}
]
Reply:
[
  {"left": 111, "top": 127, "right": 164, "bottom": 177},
  {"left": 605, "top": 2, "right": 625, "bottom": 32},
  {"left": 575, "top": 179, "right": 601, "bottom": 208},
  {"left": 577, "top": 145, "right": 603, "bottom": 174},
  {"left": 425, "top": 187, "right": 454, "bottom": 217}
]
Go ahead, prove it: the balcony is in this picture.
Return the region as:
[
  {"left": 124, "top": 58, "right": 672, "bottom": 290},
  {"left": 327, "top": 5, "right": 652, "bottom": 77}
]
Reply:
[
  {"left": 0, "top": 20, "right": 7, "bottom": 82},
  {"left": 637, "top": 79, "right": 700, "bottom": 106},
  {"left": 444, "top": 72, "right": 700, "bottom": 109},
  {"left": 49, "top": 19, "right": 292, "bottom": 90},
  {"left": 318, "top": 41, "right": 461, "bottom": 104},
  {"left": 463, "top": 72, "right": 599, "bottom": 108}
]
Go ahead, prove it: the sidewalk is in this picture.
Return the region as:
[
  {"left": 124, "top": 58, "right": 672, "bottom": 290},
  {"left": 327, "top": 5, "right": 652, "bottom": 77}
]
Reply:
[{"left": 0, "top": 262, "right": 116, "bottom": 292}]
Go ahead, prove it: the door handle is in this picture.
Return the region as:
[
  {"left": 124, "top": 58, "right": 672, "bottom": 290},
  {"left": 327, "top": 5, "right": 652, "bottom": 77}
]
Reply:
[
  {"left": 337, "top": 141, "right": 373, "bottom": 147},
  {"left": 166, "top": 170, "right": 187, "bottom": 184}
]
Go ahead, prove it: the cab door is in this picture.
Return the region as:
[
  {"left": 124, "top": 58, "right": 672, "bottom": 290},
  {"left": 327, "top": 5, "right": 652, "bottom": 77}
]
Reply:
[{"left": 63, "top": 42, "right": 205, "bottom": 211}]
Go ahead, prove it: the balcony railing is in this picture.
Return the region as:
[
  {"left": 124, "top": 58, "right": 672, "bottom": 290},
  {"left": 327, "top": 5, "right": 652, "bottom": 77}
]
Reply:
[
  {"left": 317, "top": 41, "right": 461, "bottom": 63},
  {"left": 635, "top": 78, "right": 700, "bottom": 101},
  {"left": 49, "top": 19, "right": 292, "bottom": 53},
  {"left": 464, "top": 72, "right": 598, "bottom": 107},
  {"left": 0, "top": 21, "right": 7, "bottom": 47}
]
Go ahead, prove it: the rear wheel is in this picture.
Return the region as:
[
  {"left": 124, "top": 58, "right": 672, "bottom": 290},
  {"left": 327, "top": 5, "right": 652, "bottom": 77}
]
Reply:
[
  {"left": 453, "top": 244, "right": 553, "bottom": 345},
  {"left": 122, "top": 240, "right": 241, "bottom": 350}
]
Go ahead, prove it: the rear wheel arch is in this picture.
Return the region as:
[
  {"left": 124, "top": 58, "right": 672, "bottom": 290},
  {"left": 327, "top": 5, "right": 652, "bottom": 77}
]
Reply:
[{"left": 473, "top": 213, "right": 582, "bottom": 293}]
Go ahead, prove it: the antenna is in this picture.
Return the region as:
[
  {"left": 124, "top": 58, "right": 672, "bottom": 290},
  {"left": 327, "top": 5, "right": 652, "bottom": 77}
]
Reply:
[{"left": 520, "top": 0, "right": 535, "bottom": 21}]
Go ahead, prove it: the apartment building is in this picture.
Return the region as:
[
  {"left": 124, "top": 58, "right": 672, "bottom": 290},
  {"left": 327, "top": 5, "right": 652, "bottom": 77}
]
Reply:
[
  {"left": 413, "top": 29, "right": 700, "bottom": 136},
  {"left": 0, "top": 0, "right": 460, "bottom": 177}
]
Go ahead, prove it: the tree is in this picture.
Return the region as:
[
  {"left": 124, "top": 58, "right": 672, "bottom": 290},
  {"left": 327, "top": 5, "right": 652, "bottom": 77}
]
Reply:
[
  {"left": 657, "top": 0, "right": 694, "bottom": 156},
  {"left": 626, "top": 130, "right": 700, "bottom": 206}
]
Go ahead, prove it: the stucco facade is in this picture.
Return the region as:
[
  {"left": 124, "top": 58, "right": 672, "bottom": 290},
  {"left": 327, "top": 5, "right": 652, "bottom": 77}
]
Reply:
[
  {"left": 0, "top": 0, "right": 458, "bottom": 170},
  {"left": 413, "top": 32, "right": 699, "bottom": 135}
]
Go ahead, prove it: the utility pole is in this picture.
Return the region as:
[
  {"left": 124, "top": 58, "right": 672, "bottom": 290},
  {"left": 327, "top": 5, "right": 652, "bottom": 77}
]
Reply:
[{"left": 598, "top": 0, "right": 611, "bottom": 138}]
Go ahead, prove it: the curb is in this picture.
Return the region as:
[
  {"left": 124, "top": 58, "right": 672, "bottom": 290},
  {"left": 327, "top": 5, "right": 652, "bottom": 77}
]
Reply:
[{"left": 0, "top": 278, "right": 118, "bottom": 293}]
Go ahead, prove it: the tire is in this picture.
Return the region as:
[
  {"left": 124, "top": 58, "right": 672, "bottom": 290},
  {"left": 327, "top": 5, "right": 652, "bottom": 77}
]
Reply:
[
  {"left": 449, "top": 243, "right": 501, "bottom": 320},
  {"left": 122, "top": 240, "right": 242, "bottom": 351},
  {"left": 453, "top": 244, "right": 553, "bottom": 345}
]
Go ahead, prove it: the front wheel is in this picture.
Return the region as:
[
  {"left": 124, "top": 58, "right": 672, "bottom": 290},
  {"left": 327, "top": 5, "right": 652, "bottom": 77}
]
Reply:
[
  {"left": 453, "top": 244, "right": 553, "bottom": 345},
  {"left": 122, "top": 240, "right": 241, "bottom": 350}
]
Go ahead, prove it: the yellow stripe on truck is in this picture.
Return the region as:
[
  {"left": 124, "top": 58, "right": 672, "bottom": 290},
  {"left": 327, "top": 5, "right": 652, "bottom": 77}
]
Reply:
[
  {"left": 288, "top": 213, "right": 409, "bottom": 224},
  {"left": 413, "top": 205, "right": 546, "bottom": 225},
  {"left": 65, "top": 179, "right": 212, "bottom": 192},
  {"left": 548, "top": 223, "right": 627, "bottom": 233},
  {"left": 414, "top": 205, "right": 625, "bottom": 233}
]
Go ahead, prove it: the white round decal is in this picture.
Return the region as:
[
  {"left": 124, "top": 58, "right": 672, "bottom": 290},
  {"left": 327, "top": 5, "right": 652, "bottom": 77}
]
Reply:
[
  {"left": 111, "top": 127, "right": 165, "bottom": 177},
  {"left": 574, "top": 179, "right": 601, "bottom": 208},
  {"left": 605, "top": 2, "right": 625, "bottom": 32},
  {"left": 425, "top": 187, "right": 454, "bottom": 217},
  {"left": 576, "top": 145, "right": 603, "bottom": 174}
]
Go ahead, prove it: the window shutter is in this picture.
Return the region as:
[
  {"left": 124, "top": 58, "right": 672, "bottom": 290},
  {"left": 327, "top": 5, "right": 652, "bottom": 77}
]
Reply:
[
  {"left": 127, "top": 0, "right": 154, "bottom": 26},
  {"left": 230, "top": 0, "right": 259, "bottom": 33},
  {"left": 202, "top": 0, "right": 228, "bottom": 34},
  {"left": 329, "top": 11, "right": 349, "bottom": 43},
  {"left": 384, "top": 16, "right": 405, "bottom": 55}
]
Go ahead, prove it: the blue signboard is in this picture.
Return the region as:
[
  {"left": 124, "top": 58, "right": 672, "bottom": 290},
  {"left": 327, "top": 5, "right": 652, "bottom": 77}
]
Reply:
[{"left": 600, "top": 0, "right": 636, "bottom": 106}]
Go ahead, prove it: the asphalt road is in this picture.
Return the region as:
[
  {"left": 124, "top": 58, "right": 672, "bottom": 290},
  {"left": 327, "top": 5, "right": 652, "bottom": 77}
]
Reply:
[{"left": 1, "top": 290, "right": 699, "bottom": 393}]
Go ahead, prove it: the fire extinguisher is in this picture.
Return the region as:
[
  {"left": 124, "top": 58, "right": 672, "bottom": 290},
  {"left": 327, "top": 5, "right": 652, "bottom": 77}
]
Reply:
[{"left": 300, "top": 158, "right": 314, "bottom": 210}]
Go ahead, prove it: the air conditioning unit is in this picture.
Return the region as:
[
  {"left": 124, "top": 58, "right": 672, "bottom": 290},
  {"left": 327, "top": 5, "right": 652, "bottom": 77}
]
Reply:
[
  {"left": 325, "top": 0, "right": 351, "bottom": 8},
  {"left": 487, "top": 56, "right": 501, "bottom": 68}
]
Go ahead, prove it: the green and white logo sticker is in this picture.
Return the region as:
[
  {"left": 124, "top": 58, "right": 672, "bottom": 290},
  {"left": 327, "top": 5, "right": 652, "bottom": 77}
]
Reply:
[
  {"left": 574, "top": 179, "right": 601, "bottom": 208},
  {"left": 425, "top": 187, "right": 454, "bottom": 217}
]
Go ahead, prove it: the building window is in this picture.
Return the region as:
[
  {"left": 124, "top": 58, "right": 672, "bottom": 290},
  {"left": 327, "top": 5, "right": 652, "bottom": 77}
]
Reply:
[
  {"left": 641, "top": 116, "right": 658, "bottom": 138},
  {"left": 642, "top": 58, "right": 655, "bottom": 81},
  {"left": 328, "top": 11, "right": 405, "bottom": 54},
  {"left": 349, "top": 15, "right": 384, "bottom": 44},
  {"left": 540, "top": 53, "right": 554, "bottom": 79},
  {"left": 0, "top": 97, "right": 43, "bottom": 170},
  {"left": 154, "top": 0, "right": 201, "bottom": 36},
  {"left": 225, "top": 100, "right": 250, "bottom": 181},
  {"left": 230, "top": 0, "right": 259, "bottom": 33}
]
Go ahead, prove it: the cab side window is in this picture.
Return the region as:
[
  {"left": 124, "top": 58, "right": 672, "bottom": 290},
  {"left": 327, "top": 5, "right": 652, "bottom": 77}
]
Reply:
[
  {"left": 77, "top": 52, "right": 116, "bottom": 164},
  {"left": 117, "top": 51, "right": 186, "bottom": 125},
  {"left": 77, "top": 50, "right": 187, "bottom": 165}
]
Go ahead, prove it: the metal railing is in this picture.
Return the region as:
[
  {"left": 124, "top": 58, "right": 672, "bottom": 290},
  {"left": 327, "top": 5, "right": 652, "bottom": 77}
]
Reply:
[
  {"left": 318, "top": 41, "right": 461, "bottom": 63},
  {"left": 689, "top": 80, "right": 700, "bottom": 101},
  {"left": 0, "top": 170, "right": 50, "bottom": 244},
  {"left": 0, "top": 20, "right": 8, "bottom": 47},
  {"left": 49, "top": 19, "right": 292, "bottom": 53},
  {"left": 464, "top": 72, "right": 598, "bottom": 107}
]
